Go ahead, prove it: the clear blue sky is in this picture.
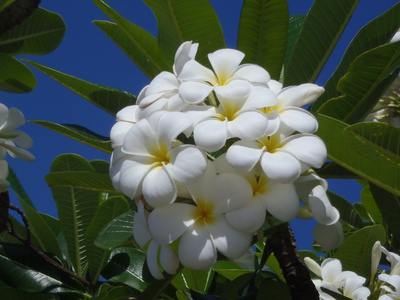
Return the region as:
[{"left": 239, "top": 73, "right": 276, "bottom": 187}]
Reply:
[{"left": 1, "top": 0, "right": 398, "bottom": 251}]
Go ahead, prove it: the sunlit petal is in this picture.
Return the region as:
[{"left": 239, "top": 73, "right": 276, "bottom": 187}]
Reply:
[
  {"left": 155, "top": 112, "right": 191, "bottom": 147},
  {"left": 278, "top": 83, "right": 325, "bottom": 107},
  {"left": 178, "top": 59, "right": 216, "bottom": 82},
  {"left": 142, "top": 166, "right": 177, "bottom": 207},
  {"left": 147, "top": 242, "right": 164, "bottom": 279},
  {"left": 226, "top": 140, "right": 263, "bottom": 173},
  {"left": 174, "top": 41, "right": 198, "bottom": 75},
  {"left": 225, "top": 197, "right": 266, "bottom": 232},
  {"left": 122, "top": 119, "right": 155, "bottom": 156},
  {"left": 118, "top": 158, "right": 153, "bottom": 199},
  {"left": 279, "top": 107, "right": 318, "bottom": 133},
  {"left": 260, "top": 151, "right": 301, "bottom": 182},
  {"left": 263, "top": 182, "right": 299, "bottom": 221},
  {"left": 232, "top": 64, "right": 270, "bottom": 83},
  {"left": 228, "top": 111, "right": 268, "bottom": 140},
  {"left": 194, "top": 119, "right": 228, "bottom": 152},
  {"left": 208, "top": 49, "right": 244, "bottom": 80},
  {"left": 179, "top": 81, "right": 214, "bottom": 104}
]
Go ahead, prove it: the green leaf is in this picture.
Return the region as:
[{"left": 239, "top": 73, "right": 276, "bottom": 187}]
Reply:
[
  {"left": 92, "top": 283, "right": 140, "bottom": 300},
  {"left": 212, "top": 261, "right": 253, "bottom": 282},
  {"left": 328, "top": 191, "right": 364, "bottom": 230},
  {"left": 47, "top": 154, "right": 101, "bottom": 277},
  {"left": 316, "top": 114, "right": 400, "bottom": 196},
  {"left": 86, "top": 196, "right": 130, "bottom": 283},
  {"left": 45, "top": 169, "right": 117, "bottom": 194},
  {"left": 30, "top": 121, "right": 113, "bottom": 154},
  {"left": 0, "top": 53, "right": 36, "bottom": 93},
  {"left": 312, "top": 2, "right": 400, "bottom": 111},
  {"left": 23, "top": 60, "right": 136, "bottom": 115},
  {"left": 0, "top": 8, "right": 65, "bottom": 55},
  {"left": 283, "top": 15, "right": 306, "bottom": 71},
  {"left": 7, "top": 166, "right": 35, "bottom": 209},
  {"left": 370, "top": 184, "right": 400, "bottom": 243},
  {"left": 101, "top": 247, "right": 152, "bottom": 292},
  {"left": 142, "top": 0, "right": 225, "bottom": 67},
  {"left": 320, "top": 287, "right": 352, "bottom": 300},
  {"left": 284, "top": 0, "right": 360, "bottom": 85},
  {"left": 93, "top": 0, "right": 170, "bottom": 79},
  {"left": 317, "top": 162, "right": 358, "bottom": 179},
  {"left": 257, "top": 279, "right": 291, "bottom": 300},
  {"left": 237, "top": 0, "right": 289, "bottom": 80},
  {"left": 360, "top": 185, "right": 383, "bottom": 225},
  {"left": 0, "top": 0, "right": 16, "bottom": 13},
  {"left": 334, "top": 225, "right": 386, "bottom": 279},
  {"left": 95, "top": 210, "right": 135, "bottom": 250},
  {"left": 0, "top": 281, "right": 56, "bottom": 300},
  {"left": 344, "top": 122, "right": 400, "bottom": 166},
  {"left": 173, "top": 268, "right": 214, "bottom": 294},
  {"left": 317, "top": 42, "right": 400, "bottom": 123}
]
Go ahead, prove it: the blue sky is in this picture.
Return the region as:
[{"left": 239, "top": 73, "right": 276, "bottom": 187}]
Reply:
[{"left": 1, "top": 0, "right": 398, "bottom": 251}]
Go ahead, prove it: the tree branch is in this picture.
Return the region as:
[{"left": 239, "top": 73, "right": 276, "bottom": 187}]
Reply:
[{"left": 0, "top": 0, "right": 41, "bottom": 36}]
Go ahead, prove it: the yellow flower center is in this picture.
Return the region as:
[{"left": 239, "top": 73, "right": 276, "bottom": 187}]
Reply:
[
  {"left": 258, "top": 135, "right": 280, "bottom": 153},
  {"left": 191, "top": 199, "right": 216, "bottom": 227}
]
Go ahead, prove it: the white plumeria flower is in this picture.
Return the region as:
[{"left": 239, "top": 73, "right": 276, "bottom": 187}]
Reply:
[
  {"left": 147, "top": 162, "right": 254, "bottom": 270},
  {"left": 111, "top": 111, "right": 207, "bottom": 207},
  {"left": 136, "top": 42, "right": 199, "bottom": 117},
  {"left": 215, "top": 154, "right": 299, "bottom": 226},
  {"left": 187, "top": 84, "right": 277, "bottom": 152},
  {"left": 260, "top": 80, "right": 324, "bottom": 135},
  {"left": 0, "top": 160, "right": 9, "bottom": 192},
  {"left": 110, "top": 105, "right": 139, "bottom": 147},
  {"left": 178, "top": 48, "right": 270, "bottom": 104},
  {"left": 0, "top": 103, "right": 34, "bottom": 161},
  {"left": 226, "top": 129, "right": 327, "bottom": 182},
  {"left": 313, "top": 221, "right": 344, "bottom": 251},
  {"left": 379, "top": 274, "right": 400, "bottom": 299},
  {"left": 133, "top": 200, "right": 179, "bottom": 279},
  {"left": 305, "top": 257, "right": 370, "bottom": 300},
  {"left": 371, "top": 241, "right": 383, "bottom": 282}
]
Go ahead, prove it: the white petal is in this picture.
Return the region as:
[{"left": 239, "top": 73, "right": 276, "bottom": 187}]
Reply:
[
  {"left": 308, "top": 186, "right": 339, "bottom": 225},
  {"left": 132, "top": 202, "right": 151, "bottom": 247},
  {"left": 321, "top": 258, "right": 342, "bottom": 283},
  {"left": 174, "top": 41, "right": 199, "bottom": 76},
  {"left": 349, "top": 286, "right": 370, "bottom": 299},
  {"left": 148, "top": 203, "right": 196, "bottom": 244},
  {"left": 0, "top": 103, "right": 8, "bottom": 126},
  {"left": 5, "top": 107, "right": 26, "bottom": 129},
  {"left": 304, "top": 257, "right": 322, "bottom": 277},
  {"left": 227, "top": 111, "right": 268, "bottom": 140},
  {"left": 225, "top": 196, "right": 266, "bottom": 232},
  {"left": 379, "top": 274, "right": 400, "bottom": 291},
  {"left": 0, "top": 143, "right": 35, "bottom": 161},
  {"left": 209, "top": 217, "right": 252, "bottom": 259},
  {"left": 264, "top": 110, "right": 280, "bottom": 136},
  {"left": 179, "top": 81, "right": 214, "bottom": 104},
  {"left": 178, "top": 59, "right": 216, "bottom": 83},
  {"left": 278, "top": 84, "right": 325, "bottom": 107},
  {"left": 186, "top": 160, "right": 217, "bottom": 200},
  {"left": 122, "top": 119, "right": 155, "bottom": 156},
  {"left": 137, "top": 97, "right": 169, "bottom": 120},
  {"left": 232, "top": 64, "right": 270, "bottom": 84},
  {"left": 147, "top": 242, "right": 164, "bottom": 279},
  {"left": 160, "top": 245, "right": 180, "bottom": 275},
  {"left": 267, "top": 80, "right": 283, "bottom": 94},
  {"left": 146, "top": 71, "right": 179, "bottom": 95},
  {"left": 279, "top": 107, "right": 318, "bottom": 133},
  {"left": 110, "top": 122, "right": 134, "bottom": 147},
  {"left": 242, "top": 86, "right": 278, "bottom": 110},
  {"left": 208, "top": 173, "right": 253, "bottom": 213},
  {"left": 179, "top": 225, "right": 216, "bottom": 270},
  {"left": 118, "top": 158, "right": 153, "bottom": 199},
  {"left": 208, "top": 49, "right": 244, "bottom": 81},
  {"left": 142, "top": 166, "right": 177, "bottom": 207},
  {"left": 343, "top": 276, "right": 366, "bottom": 297},
  {"left": 156, "top": 112, "right": 191, "bottom": 148},
  {"left": 8, "top": 130, "right": 33, "bottom": 149},
  {"left": 215, "top": 80, "right": 251, "bottom": 101},
  {"left": 116, "top": 105, "right": 139, "bottom": 122},
  {"left": 263, "top": 182, "right": 299, "bottom": 221},
  {"left": 281, "top": 134, "right": 327, "bottom": 169},
  {"left": 226, "top": 140, "right": 263, "bottom": 173},
  {"left": 193, "top": 118, "right": 228, "bottom": 152},
  {"left": 260, "top": 151, "right": 301, "bottom": 182},
  {"left": 313, "top": 222, "right": 344, "bottom": 251},
  {"left": 165, "top": 145, "right": 207, "bottom": 184}
]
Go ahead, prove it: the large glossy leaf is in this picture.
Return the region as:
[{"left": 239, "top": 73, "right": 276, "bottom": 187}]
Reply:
[
  {"left": 30, "top": 121, "right": 112, "bottom": 153},
  {"left": 317, "top": 41, "right": 400, "bottom": 123},
  {"left": 142, "top": 0, "right": 225, "bottom": 67},
  {"left": 93, "top": 0, "right": 170, "bottom": 79},
  {"left": 47, "top": 154, "right": 101, "bottom": 277},
  {"left": 284, "top": 0, "right": 360, "bottom": 85},
  {"left": 0, "top": 8, "right": 65, "bottom": 55},
  {"left": 360, "top": 185, "right": 383, "bottom": 225},
  {"left": 344, "top": 122, "right": 400, "bottom": 165},
  {"left": 283, "top": 15, "right": 306, "bottom": 71},
  {"left": 172, "top": 268, "right": 214, "bottom": 294},
  {"left": 237, "top": 0, "right": 288, "bottom": 80},
  {"left": 370, "top": 184, "right": 400, "bottom": 243},
  {"left": 312, "top": 2, "right": 400, "bottom": 111},
  {"left": 7, "top": 166, "right": 35, "bottom": 209},
  {"left": 24, "top": 60, "right": 136, "bottom": 116},
  {"left": 101, "top": 247, "right": 152, "bottom": 292},
  {"left": 328, "top": 191, "right": 364, "bottom": 230},
  {"left": 0, "top": 53, "right": 36, "bottom": 93},
  {"left": 212, "top": 261, "right": 253, "bottom": 281},
  {"left": 95, "top": 210, "right": 134, "bottom": 250},
  {"left": 334, "top": 225, "right": 386, "bottom": 279},
  {"left": 86, "top": 196, "right": 130, "bottom": 283},
  {"left": 0, "top": 281, "right": 56, "bottom": 300},
  {"left": 92, "top": 283, "right": 140, "bottom": 300},
  {"left": 316, "top": 114, "right": 400, "bottom": 196}
]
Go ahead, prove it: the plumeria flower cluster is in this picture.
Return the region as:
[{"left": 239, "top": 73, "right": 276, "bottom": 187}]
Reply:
[
  {"left": 110, "top": 42, "right": 340, "bottom": 278},
  {"left": 0, "top": 103, "right": 35, "bottom": 192},
  {"left": 304, "top": 257, "right": 371, "bottom": 300}
]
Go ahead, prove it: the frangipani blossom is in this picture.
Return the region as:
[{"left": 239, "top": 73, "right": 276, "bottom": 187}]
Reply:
[
  {"left": 133, "top": 201, "right": 179, "bottom": 279},
  {"left": 379, "top": 274, "right": 400, "bottom": 299},
  {"left": 188, "top": 84, "right": 277, "bottom": 152},
  {"left": 260, "top": 81, "right": 324, "bottom": 135},
  {"left": 313, "top": 222, "right": 344, "bottom": 251},
  {"left": 148, "top": 162, "right": 253, "bottom": 270},
  {"left": 178, "top": 48, "right": 270, "bottom": 104},
  {"left": 305, "top": 257, "right": 370, "bottom": 300},
  {"left": 226, "top": 130, "right": 327, "bottom": 182},
  {"left": 0, "top": 104, "right": 34, "bottom": 161},
  {"left": 113, "top": 112, "right": 207, "bottom": 207}
]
